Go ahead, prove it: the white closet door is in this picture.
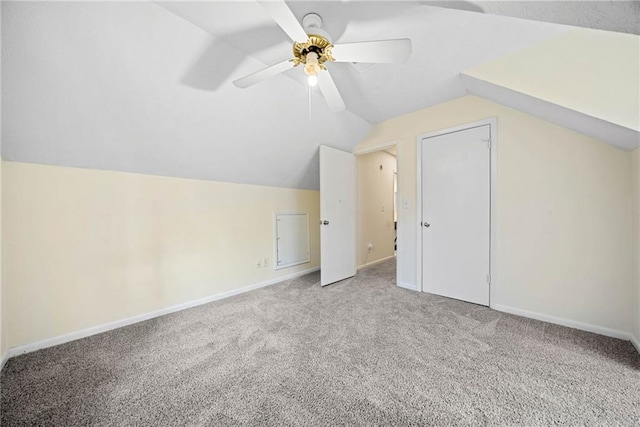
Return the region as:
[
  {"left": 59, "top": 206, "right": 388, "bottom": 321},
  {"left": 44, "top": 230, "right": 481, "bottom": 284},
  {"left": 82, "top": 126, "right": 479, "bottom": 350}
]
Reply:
[{"left": 421, "top": 125, "right": 491, "bottom": 305}]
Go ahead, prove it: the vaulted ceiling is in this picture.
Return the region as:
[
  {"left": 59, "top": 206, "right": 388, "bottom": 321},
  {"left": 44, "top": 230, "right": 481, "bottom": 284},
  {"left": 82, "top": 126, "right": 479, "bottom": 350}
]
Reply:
[{"left": 2, "top": 1, "right": 638, "bottom": 190}]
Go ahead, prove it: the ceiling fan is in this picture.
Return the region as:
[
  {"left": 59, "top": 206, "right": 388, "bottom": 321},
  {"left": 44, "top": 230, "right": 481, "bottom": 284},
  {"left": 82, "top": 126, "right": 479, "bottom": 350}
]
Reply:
[{"left": 233, "top": 0, "right": 412, "bottom": 112}]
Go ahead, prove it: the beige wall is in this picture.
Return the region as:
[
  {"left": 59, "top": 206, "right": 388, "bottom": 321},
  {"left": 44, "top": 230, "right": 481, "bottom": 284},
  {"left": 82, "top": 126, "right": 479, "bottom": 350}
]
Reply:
[
  {"left": 464, "top": 28, "right": 640, "bottom": 131},
  {"left": 2, "top": 162, "right": 320, "bottom": 348},
  {"left": 356, "top": 95, "right": 633, "bottom": 334},
  {"left": 0, "top": 157, "right": 4, "bottom": 360},
  {"left": 632, "top": 148, "right": 640, "bottom": 344},
  {"left": 0, "top": 0, "right": 4, "bottom": 358},
  {"left": 357, "top": 150, "right": 396, "bottom": 267}
]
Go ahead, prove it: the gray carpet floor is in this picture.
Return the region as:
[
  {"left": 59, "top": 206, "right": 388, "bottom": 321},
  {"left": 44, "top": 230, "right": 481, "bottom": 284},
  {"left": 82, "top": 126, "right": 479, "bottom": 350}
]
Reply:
[{"left": 2, "top": 259, "right": 639, "bottom": 426}]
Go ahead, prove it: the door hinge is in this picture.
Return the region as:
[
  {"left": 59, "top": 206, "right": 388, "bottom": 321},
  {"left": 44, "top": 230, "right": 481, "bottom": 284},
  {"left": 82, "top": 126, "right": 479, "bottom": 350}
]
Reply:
[
  {"left": 486, "top": 273, "right": 491, "bottom": 284},
  {"left": 482, "top": 138, "right": 491, "bottom": 149}
]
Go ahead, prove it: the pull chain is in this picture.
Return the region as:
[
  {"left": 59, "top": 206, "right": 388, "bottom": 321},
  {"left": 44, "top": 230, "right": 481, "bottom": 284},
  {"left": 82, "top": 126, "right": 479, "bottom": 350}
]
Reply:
[{"left": 308, "top": 83, "right": 312, "bottom": 121}]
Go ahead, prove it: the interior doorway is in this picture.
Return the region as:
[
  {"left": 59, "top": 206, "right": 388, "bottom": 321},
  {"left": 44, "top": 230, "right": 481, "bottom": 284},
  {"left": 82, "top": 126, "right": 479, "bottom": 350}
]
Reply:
[{"left": 356, "top": 146, "right": 398, "bottom": 271}]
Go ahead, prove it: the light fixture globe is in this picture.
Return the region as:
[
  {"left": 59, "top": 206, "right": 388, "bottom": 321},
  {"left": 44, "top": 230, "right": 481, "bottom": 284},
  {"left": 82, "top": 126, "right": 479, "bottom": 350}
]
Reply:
[{"left": 304, "top": 52, "right": 320, "bottom": 76}]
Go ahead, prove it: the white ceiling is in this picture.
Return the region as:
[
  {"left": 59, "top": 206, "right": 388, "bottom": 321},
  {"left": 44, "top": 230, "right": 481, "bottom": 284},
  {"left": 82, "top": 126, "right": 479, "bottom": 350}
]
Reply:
[
  {"left": 456, "top": 1, "right": 640, "bottom": 35},
  {"left": 1, "top": 1, "right": 371, "bottom": 190},
  {"left": 159, "top": 1, "right": 571, "bottom": 123},
  {"left": 2, "top": 1, "right": 637, "bottom": 190}
]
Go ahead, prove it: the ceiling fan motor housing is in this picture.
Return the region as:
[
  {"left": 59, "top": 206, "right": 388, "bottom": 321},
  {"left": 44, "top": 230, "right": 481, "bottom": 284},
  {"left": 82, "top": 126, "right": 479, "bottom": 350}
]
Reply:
[
  {"left": 292, "top": 34, "right": 334, "bottom": 68},
  {"left": 291, "top": 13, "right": 334, "bottom": 69}
]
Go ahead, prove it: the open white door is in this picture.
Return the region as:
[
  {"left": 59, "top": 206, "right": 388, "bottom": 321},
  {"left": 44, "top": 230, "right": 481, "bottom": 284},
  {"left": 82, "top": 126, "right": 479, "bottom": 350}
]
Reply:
[{"left": 319, "top": 145, "right": 356, "bottom": 286}]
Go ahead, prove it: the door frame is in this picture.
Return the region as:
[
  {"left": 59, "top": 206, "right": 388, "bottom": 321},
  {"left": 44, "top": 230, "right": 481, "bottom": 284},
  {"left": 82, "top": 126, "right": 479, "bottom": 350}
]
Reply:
[
  {"left": 354, "top": 140, "right": 401, "bottom": 289},
  {"left": 416, "top": 118, "right": 498, "bottom": 308}
]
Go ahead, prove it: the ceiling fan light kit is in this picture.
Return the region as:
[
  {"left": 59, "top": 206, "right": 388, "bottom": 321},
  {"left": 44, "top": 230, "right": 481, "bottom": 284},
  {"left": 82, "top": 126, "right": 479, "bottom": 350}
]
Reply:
[
  {"left": 307, "top": 73, "right": 319, "bottom": 87},
  {"left": 233, "top": 1, "right": 412, "bottom": 112}
]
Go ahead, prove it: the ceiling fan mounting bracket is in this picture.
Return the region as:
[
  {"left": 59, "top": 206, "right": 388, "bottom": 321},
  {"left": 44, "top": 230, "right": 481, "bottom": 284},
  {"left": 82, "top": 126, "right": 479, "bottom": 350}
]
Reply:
[{"left": 291, "top": 34, "right": 335, "bottom": 67}]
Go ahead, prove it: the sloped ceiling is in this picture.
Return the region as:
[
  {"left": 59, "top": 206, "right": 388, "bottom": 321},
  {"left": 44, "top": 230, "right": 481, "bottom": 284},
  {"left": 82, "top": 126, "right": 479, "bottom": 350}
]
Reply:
[
  {"left": 159, "top": 1, "right": 570, "bottom": 124},
  {"left": 462, "top": 28, "right": 640, "bottom": 150},
  {"left": 1, "top": 1, "right": 371, "bottom": 190},
  {"left": 2, "top": 1, "right": 637, "bottom": 190},
  {"left": 446, "top": 1, "right": 640, "bottom": 35}
]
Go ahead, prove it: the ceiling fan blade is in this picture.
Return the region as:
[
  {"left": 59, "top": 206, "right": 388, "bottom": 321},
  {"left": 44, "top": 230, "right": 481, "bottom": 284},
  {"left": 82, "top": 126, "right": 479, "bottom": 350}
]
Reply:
[
  {"left": 318, "top": 70, "right": 346, "bottom": 112},
  {"left": 257, "top": 0, "right": 308, "bottom": 42},
  {"left": 233, "top": 59, "right": 294, "bottom": 88},
  {"left": 331, "top": 39, "right": 412, "bottom": 64}
]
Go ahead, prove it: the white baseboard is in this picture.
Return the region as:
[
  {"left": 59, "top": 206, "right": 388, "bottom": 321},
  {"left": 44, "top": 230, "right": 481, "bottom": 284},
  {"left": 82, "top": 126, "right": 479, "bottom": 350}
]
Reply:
[
  {"left": 397, "top": 281, "right": 417, "bottom": 291},
  {"left": 6, "top": 266, "right": 320, "bottom": 360},
  {"left": 1, "top": 350, "right": 8, "bottom": 371},
  {"left": 492, "top": 304, "right": 631, "bottom": 341},
  {"left": 357, "top": 255, "right": 395, "bottom": 271},
  {"left": 631, "top": 334, "right": 640, "bottom": 354}
]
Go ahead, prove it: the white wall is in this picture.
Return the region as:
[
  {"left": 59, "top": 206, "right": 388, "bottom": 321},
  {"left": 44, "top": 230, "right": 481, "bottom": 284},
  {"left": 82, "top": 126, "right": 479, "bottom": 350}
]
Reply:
[
  {"left": 2, "top": 162, "right": 320, "bottom": 349},
  {"left": 356, "top": 95, "right": 633, "bottom": 335},
  {"left": 632, "top": 148, "right": 640, "bottom": 346},
  {"left": 357, "top": 150, "right": 396, "bottom": 267}
]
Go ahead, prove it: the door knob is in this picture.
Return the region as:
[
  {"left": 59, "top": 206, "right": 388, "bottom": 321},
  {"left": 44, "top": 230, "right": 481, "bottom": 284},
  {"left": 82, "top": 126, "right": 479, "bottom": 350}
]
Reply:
[
  {"left": 424, "top": 222, "right": 430, "bottom": 228},
  {"left": 322, "top": 220, "right": 330, "bottom": 225}
]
